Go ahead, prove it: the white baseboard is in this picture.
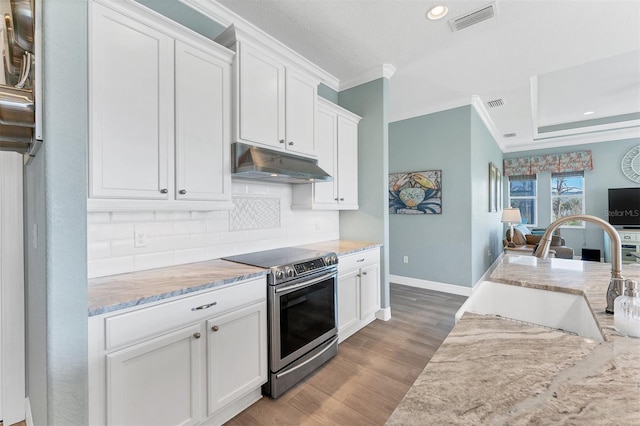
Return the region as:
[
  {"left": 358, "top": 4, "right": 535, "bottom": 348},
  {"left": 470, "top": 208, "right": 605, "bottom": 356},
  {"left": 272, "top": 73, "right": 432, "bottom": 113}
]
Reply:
[
  {"left": 375, "top": 307, "right": 391, "bottom": 321},
  {"left": 473, "top": 252, "right": 505, "bottom": 289},
  {"left": 389, "top": 275, "right": 472, "bottom": 297},
  {"left": 25, "top": 397, "right": 33, "bottom": 426}
]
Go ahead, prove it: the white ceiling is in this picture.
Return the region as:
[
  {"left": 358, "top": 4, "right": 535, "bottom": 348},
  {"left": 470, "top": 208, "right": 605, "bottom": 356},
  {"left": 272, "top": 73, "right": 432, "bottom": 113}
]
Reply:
[{"left": 215, "top": 0, "right": 640, "bottom": 152}]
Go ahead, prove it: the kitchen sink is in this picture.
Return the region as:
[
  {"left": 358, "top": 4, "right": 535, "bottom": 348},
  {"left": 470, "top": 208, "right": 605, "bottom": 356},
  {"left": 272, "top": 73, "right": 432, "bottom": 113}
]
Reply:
[{"left": 456, "top": 281, "right": 604, "bottom": 341}]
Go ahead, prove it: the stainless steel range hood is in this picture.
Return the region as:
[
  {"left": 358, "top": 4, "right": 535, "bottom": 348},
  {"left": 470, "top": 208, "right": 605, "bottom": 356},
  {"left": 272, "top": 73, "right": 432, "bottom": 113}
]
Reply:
[{"left": 232, "top": 142, "right": 332, "bottom": 184}]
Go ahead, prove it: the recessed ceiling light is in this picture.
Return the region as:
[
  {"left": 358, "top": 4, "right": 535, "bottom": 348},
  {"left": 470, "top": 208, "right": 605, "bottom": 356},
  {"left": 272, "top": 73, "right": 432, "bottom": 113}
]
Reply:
[
  {"left": 427, "top": 5, "right": 449, "bottom": 20},
  {"left": 583, "top": 111, "right": 595, "bottom": 116}
]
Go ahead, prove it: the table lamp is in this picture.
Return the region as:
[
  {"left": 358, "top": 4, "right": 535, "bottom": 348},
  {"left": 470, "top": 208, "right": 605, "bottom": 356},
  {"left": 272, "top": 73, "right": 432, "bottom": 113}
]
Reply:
[{"left": 501, "top": 208, "right": 522, "bottom": 248}]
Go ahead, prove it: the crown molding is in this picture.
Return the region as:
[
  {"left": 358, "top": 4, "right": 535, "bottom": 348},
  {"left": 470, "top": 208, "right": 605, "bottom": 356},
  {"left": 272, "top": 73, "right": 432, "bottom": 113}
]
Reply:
[
  {"left": 339, "top": 64, "right": 397, "bottom": 92},
  {"left": 179, "top": 0, "right": 340, "bottom": 90},
  {"left": 503, "top": 126, "right": 640, "bottom": 153},
  {"left": 471, "top": 95, "right": 504, "bottom": 152}
]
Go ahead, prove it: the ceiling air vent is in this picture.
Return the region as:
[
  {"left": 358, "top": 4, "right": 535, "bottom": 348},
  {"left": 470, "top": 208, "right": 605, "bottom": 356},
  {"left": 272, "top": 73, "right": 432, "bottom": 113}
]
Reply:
[
  {"left": 449, "top": 2, "right": 497, "bottom": 32},
  {"left": 503, "top": 133, "right": 517, "bottom": 138},
  {"left": 487, "top": 98, "right": 504, "bottom": 108}
]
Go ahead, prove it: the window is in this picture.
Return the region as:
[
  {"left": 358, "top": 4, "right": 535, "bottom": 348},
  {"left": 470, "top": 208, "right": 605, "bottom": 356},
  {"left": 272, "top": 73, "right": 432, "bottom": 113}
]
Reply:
[
  {"left": 508, "top": 175, "right": 537, "bottom": 226},
  {"left": 551, "top": 171, "right": 585, "bottom": 227}
]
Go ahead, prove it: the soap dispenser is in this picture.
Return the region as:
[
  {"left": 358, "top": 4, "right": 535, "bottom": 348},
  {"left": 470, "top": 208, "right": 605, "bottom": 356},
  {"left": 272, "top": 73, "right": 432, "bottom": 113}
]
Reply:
[{"left": 614, "top": 279, "right": 640, "bottom": 338}]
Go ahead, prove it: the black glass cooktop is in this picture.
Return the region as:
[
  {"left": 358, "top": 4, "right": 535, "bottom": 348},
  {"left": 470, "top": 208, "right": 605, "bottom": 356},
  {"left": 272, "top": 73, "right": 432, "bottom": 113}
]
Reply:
[{"left": 222, "top": 247, "right": 330, "bottom": 268}]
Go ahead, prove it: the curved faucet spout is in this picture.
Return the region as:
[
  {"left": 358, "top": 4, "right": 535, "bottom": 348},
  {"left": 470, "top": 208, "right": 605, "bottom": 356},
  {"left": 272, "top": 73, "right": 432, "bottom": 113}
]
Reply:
[{"left": 533, "top": 214, "right": 624, "bottom": 314}]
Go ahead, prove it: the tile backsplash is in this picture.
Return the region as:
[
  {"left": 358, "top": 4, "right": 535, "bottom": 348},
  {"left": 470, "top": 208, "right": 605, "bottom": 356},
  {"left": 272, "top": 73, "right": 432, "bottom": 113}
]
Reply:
[{"left": 87, "top": 181, "right": 339, "bottom": 278}]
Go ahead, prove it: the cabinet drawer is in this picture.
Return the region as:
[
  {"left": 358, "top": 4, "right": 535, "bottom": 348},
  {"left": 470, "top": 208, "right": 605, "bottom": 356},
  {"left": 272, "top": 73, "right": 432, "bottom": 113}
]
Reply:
[
  {"left": 338, "top": 247, "right": 380, "bottom": 272},
  {"left": 104, "top": 277, "right": 265, "bottom": 351}
]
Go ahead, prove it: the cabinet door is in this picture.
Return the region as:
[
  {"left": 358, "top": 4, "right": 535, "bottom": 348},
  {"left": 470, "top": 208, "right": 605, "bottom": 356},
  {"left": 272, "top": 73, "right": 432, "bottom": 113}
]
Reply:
[
  {"left": 207, "top": 302, "right": 267, "bottom": 416},
  {"left": 336, "top": 115, "right": 359, "bottom": 209},
  {"left": 106, "top": 324, "right": 203, "bottom": 426},
  {"left": 238, "top": 43, "right": 285, "bottom": 148},
  {"left": 285, "top": 69, "right": 317, "bottom": 156},
  {"left": 90, "top": 2, "right": 172, "bottom": 199},
  {"left": 175, "top": 41, "right": 231, "bottom": 201},
  {"left": 360, "top": 263, "right": 380, "bottom": 320},
  {"left": 337, "top": 270, "right": 360, "bottom": 340},
  {"left": 313, "top": 106, "right": 338, "bottom": 205}
]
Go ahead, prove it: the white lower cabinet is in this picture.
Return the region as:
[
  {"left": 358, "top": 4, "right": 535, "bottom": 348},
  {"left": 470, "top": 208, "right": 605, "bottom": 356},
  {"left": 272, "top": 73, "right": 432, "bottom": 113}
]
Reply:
[
  {"left": 337, "top": 247, "right": 381, "bottom": 342},
  {"left": 207, "top": 303, "right": 267, "bottom": 416},
  {"left": 107, "top": 323, "right": 204, "bottom": 426},
  {"left": 89, "top": 277, "right": 267, "bottom": 426}
]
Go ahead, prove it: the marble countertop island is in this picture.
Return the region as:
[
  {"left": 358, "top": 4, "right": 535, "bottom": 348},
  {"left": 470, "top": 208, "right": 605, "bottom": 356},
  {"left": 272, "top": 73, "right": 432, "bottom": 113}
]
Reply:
[{"left": 387, "top": 256, "right": 640, "bottom": 424}]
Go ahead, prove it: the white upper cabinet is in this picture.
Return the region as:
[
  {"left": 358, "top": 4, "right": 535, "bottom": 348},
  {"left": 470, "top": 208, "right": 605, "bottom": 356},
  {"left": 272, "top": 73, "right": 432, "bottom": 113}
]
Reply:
[
  {"left": 335, "top": 114, "right": 359, "bottom": 208},
  {"left": 292, "top": 98, "right": 361, "bottom": 210},
  {"left": 89, "top": 0, "right": 233, "bottom": 211},
  {"left": 237, "top": 42, "right": 284, "bottom": 148},
  {"left": 216, "top": 27, "right": 320, "bottom": 158},
  {"left": 175, "top": 41, "right": 231, "bottom": 202},
  {"left": 90, "top": 1, "right": 172, "bottom": 201},
  {"left": 312, "top": 106, "right": 338, "bottom": 205},
  {"left": 284, "top": 68, "right": 317, "bottom": 156}
]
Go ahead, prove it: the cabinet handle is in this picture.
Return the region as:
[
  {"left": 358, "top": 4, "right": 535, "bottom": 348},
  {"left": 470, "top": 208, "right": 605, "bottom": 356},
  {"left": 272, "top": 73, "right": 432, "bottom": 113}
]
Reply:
[
  {"left": 288, "top": 141, "right": 294, "bottom": 146},
  {"left": 356, "top": 258, "right": 365, "bottom": 262},
  {"left": 160, "top": 188, "right": 168, "bottom": 194},
  {"left": 334, "top": 198, "right": 339, "bottom": 201},
  {"left": 279, "top": 139, "right": 285, "bottom": 144},
  {"left": 362, "top": 271, "right": 367, "bottom": 275},
  {"left": 193, "top": 332, "right": 201, "bottom": 339},
  {"left": 179, "top": 189, "right": 186, "bottom": 195},
  {"left": 339, "top": 198, "right": 344, "bottom": 201},
  {"left": 356, "top": 274, "right": 361, "bottom": 278},
  {"left": 191, "top": 301, "right": 217, "bottom": 311},
  {"left": 211, "top": 325, "right": 219, "bottom": 332}
]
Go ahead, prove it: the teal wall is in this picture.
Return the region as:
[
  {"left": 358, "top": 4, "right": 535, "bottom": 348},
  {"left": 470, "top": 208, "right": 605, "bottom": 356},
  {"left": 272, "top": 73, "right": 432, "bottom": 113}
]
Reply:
[
  {"left": 470, "top": 108, "right": 504, "bottom": 283},
  {"left": 318, "top": 83, "right": 338, "bottom": 104},
  {"left": 338, "top": 78, "right": 391, "bottom": 309},
  {"left": 135, "top": 0, "right": 227, "bottom": 39},
  {"left": 504, "top": 137, "right": 640, "bottom": 257},
  {"left": 389, "top": 105, "right": 502, "bottom": 288},
  {"left": 24, "top": 2, "right": 89, "bottom": 424}
]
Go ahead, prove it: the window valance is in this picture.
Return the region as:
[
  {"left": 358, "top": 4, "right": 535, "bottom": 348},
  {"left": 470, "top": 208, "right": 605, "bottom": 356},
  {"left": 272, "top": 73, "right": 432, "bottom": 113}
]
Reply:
[{"left": 503, "top": 150, "right": 593, "bottom": 177}]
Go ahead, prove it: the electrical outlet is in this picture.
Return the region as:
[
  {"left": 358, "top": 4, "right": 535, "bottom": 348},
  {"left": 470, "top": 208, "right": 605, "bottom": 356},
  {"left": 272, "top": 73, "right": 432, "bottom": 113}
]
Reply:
[
  {"left": 403, "top": 255, "right": 409, "bottom": 264},
  {"left": 32, "top": 224, "right": 38, "bottom": 250},
  {"left": 134, "top": 230, "right": 147, "bottom": 248}
]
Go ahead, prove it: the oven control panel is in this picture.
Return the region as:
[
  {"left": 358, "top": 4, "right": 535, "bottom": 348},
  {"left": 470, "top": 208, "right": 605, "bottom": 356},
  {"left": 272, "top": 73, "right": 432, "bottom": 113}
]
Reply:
[{"left": 272, "top": 253, "right": 338, "bottom": 283}]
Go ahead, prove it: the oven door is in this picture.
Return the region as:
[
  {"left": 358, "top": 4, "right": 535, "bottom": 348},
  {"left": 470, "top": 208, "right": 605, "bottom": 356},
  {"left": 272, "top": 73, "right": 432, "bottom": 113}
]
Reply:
[{"left": 269, "top": 269, "right": 337, "bottom": 372}]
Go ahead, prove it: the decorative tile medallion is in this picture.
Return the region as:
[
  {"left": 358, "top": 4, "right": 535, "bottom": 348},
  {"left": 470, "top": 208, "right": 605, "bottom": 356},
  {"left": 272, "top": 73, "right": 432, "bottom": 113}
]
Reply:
[{"left": 231, "top": 197, "right": 281, "bottom": 230}]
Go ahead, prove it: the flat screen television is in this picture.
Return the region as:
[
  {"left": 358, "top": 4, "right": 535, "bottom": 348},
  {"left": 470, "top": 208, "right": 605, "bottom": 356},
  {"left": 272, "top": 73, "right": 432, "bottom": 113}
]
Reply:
[{"left": 608, "top": 188, "right": 640, "bottom": 228}]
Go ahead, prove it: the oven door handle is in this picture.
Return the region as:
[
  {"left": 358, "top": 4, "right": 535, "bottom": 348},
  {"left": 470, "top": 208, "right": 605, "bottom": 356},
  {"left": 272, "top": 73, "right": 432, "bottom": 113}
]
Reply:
[
  {"left": 275, "top": 336, "right": 337, "bottom": 380},
  {"left": 274, "top": 271, "right": 336, "bottom": 295}
]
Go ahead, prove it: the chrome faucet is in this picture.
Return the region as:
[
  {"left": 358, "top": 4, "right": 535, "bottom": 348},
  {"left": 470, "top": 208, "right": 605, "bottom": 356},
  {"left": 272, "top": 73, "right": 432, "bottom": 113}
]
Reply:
[{"left": 533, "top": 214, "right": 624, "bottom": 314}]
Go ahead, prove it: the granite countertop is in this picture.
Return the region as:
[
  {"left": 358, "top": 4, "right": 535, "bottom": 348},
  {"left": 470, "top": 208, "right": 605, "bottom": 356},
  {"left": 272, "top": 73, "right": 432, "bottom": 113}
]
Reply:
[
  {"left": 298, "top": 239, "right": 382, "bottom": 256},
  {"left": 387, "top": 256, "right": 640, "bottom": 424},
  {"left": 87, "top": 240, "right": 380, "bottom": 317},
  {"left": 88, "top": 259, "right": 267, "bottom": 316}
]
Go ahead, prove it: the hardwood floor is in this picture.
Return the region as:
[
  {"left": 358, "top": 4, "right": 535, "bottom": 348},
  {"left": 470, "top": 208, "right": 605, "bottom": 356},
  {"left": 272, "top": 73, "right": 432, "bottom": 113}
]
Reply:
[{"left": 225, "top": 284, "right": 467, "bottom": 426}]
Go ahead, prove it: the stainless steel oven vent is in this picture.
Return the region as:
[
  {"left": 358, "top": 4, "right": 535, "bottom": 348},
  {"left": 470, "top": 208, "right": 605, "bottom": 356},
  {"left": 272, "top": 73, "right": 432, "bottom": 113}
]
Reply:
[{"left": 449, "top": 2, "right": 497, "bottom": 32}]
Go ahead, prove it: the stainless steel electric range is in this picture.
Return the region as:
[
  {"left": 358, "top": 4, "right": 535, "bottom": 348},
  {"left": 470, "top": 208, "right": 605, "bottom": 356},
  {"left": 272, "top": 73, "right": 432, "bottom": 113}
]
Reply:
[{"left": 222, "top": 247, "right": 339, "bottom": 398}]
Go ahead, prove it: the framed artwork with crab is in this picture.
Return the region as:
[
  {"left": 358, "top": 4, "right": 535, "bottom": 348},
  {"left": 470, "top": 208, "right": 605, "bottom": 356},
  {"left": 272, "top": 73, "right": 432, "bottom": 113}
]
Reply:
[{"left": 389, "top": 170, "right": 442, "bottom": 214}]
